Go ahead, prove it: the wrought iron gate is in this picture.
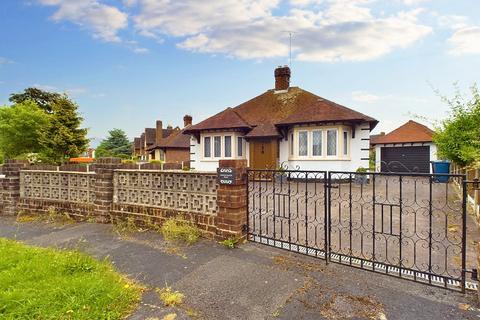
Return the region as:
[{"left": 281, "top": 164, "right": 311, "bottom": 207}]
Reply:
[{"left": 247, "top": 169, "right": 471, "bottom": 292}]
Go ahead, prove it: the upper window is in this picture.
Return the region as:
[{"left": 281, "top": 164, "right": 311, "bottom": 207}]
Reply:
[
  {"left": 312, "top": 130, "right": 322, "bottom": 156},
  {"left": 224, "top": 136, "right": 232, "bottom": 157},
  {"left": 204, "top": 137, "right": 211, "bottom": 158},
  {"left": 237, "top": 137, "right": 243, "bottom": 157},
  {"left": 214, "top": 136, "right": 221, "bottom": 157},
  {"left": 298, "top": 131, "right": 308, "bottom": 156},
  {"left": 327, "top": 129, "right": 337, "bottom": 156}
]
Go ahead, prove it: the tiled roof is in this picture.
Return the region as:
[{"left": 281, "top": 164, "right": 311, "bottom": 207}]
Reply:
[
  {"left": 185, "top": 87, "right": 377, "bottom": 137},
  {"left": 184, "top": 108, "right": 251, "bottom": 133},
  {"left": 145, "top": 128, "right": 156, "bottom": 145},
  {"left": 148, "top": 128, "right": 190, "bottom": 150},
  {"left": 371, "top": 120, "right": 434, "bottom": 145},
  {"left": 133, "top": 137, "right": 141, "bottom": 149}
]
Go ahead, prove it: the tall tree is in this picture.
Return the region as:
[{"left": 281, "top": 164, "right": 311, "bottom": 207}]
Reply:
[
  {"left": 39, "top": 97, "right": 89, "bottom": 162},
  {"left": 9, "top": 87, "right": 62, "bottom": 113},
  {"left": 0, "top": 101, "right": 50, "bottom": 159},
  {"left": 434, "top": 85, "right": 480, "bottom": 167},
  {"left": 95, "top": 129, "right": 132, "bottom": 159}
]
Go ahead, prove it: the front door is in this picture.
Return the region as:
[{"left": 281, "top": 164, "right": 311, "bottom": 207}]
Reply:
[{"left": 249, "top": 139, "right": 278, "bottom": 170}]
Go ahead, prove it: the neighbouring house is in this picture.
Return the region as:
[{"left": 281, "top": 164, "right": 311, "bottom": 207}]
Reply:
[
  {"left": 371, "top": 120, "right": 437, "bottom": 173},
  {"left": 184, "top": 66, "right": 378, "bottom": 172},
  {"left": 132, "top": 115, "right": 192, "bottom": 165},
  {"left": 146, "top": 115, "right": 192, "bottom": 166}
]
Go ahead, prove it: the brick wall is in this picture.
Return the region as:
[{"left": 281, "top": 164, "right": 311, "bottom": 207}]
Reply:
[
  {"left": 1, "top": 158, "right": 248, "bottom": 240},
  {"left": 165, "top": 148, "right": 190, "bottom": 166}
]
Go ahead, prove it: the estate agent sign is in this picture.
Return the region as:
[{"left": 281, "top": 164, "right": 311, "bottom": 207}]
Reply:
[{"left": 217, "top": 167, "right": 236, "bottom": 185}]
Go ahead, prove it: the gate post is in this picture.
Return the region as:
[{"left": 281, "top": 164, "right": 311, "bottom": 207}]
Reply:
[
  {"left": 94, "top": 157, "right": 122, "bottom": 223},
  {"left": 0, "top": 160, "right": 28, "bottom": 216},
  {"left": 216, "top": 159, "right": 248, "bottom": 240}
]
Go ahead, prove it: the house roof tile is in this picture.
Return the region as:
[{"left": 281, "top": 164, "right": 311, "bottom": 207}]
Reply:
[
  {"left": 185, "top": 87, "right": 377, "bottom": 137},
  {"left": 371, "top": 120, "right": 434, "bottom": 145}
]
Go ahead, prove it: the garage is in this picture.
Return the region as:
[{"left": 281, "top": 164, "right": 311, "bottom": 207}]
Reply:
[
  {"left": 371, "top": 120, "right": 437, "bottom": 173},
  {"left": 380, "top": 146, "right": 430, "bottom": 173}
]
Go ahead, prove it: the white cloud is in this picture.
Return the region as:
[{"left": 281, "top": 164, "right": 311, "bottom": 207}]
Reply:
[
  {"left": 437, "top": 14, "right": 469, "bottom": 30},
  {"left": 133, "top": 47, "right": 149, "bottom": 54},
  {"left": 0, "top": 57, "right": 13, "bottom": 65},
  {"left": 38, "top": 0, "right": 128, "bottom": 42},
  {"left": 448, "top": 26, "right": 480, "bottom": 56},
  {"left": 402, "top": 0, "right": 429, "bottom": 5},
  {"left": 33, "top": 83, "right": 58, "bottom": 91},
  {"left": 128, "top": 0, "right": 431, "bottom": 61},
  {"left": 352, "top": 90, "right": 380, "bottom": 103}
]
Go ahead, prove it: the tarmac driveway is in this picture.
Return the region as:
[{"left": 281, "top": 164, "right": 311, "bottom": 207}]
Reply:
[{"left": 0, "top": 216, "right": 479, "bottom": 320}]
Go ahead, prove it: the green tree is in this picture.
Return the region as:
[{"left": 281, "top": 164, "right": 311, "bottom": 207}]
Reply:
[
  {"left": 9, "top": 87, "right": 62, "bottom": 113},
  {"left": 0, "top": 101, "right": 50, "bottom": 159},
  {"left": 433, "top": 85, "right": 480, "bottom": 168},
  {"left": 95, "top": 129, "right": 132, "bottom": 159},
  {"left": 39, "top": 97, "right": 89, "bottom": 162}
]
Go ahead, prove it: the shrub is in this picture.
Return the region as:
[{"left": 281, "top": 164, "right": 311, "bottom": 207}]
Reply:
[
  {"left": 149, "top": 160, "right": 163, "bottom": 164},
  {"left": 160, "top": 217, "right": 200, "bottom": 245}
]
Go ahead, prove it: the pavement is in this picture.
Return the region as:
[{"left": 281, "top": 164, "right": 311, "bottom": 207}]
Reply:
[{"left": 0, "top": 216, "right": 479, "bottom": 320}]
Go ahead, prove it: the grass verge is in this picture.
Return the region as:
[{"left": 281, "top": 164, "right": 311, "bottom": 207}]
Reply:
[{"left": 0, "top": 238, "right": 142, "bottom": 319}]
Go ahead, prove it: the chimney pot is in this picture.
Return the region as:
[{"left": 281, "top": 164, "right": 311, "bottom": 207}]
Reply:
[
  {"left": 183, "top": 114, "right": 193, "bottom": 127},
  {"left": 274, "top": 66, "right": 291, "bottom": 91}
]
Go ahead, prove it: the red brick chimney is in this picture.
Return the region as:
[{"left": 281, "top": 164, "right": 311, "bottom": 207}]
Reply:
[
  {"left": 156, "top": 120, "right": 163, "bottom": 144},
  {"left": 274, "top": 65, "right": 290, "bottom": 91},
  {"left": 183, "top": 114, "right": 193, "bottom": 127}
]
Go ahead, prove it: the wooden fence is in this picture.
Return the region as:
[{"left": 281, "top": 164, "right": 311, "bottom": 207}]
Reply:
[{"left": 451, "top": 163, "right": 480, "bottom": 221}]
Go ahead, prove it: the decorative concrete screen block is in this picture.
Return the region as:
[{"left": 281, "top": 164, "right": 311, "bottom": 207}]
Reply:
[
  {"left": 113, "top": 170, "right": 218, "bottom": 215},
  {"left": 20, "top": 171, "right": 96, "bottom": 204}
]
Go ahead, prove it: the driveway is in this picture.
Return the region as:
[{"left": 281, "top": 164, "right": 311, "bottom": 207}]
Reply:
[
  {"left": 248, "top": 174, "right": 479, "bottom": 285},
  {"left": 0, "top": 216, "right": 479, "bottom": 320}
]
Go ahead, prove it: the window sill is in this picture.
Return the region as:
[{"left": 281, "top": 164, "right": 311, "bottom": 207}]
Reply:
[{"left": 288, "top": 157, "right": 351, "bottom": 161}]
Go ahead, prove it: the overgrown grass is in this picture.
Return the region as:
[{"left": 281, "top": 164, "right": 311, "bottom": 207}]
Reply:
[
  {"left": 16, "top": 207, "right": 76, "bottom": 224},
  {"left": 160, "top": 217, "right": 200, "bottom": 245},
  {"left": 0, "top": 238, "right": 142, "bottom": 319},
  {"left": 156, "top": 286, "right": 184, "bottom": 307},
  {"left": 219, "top": 237, "right": 240, "bottom": 249}
]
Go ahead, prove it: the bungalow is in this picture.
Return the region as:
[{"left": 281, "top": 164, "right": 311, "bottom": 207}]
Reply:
[
  {"left": 132, "top": 115, "right": 192, "bottom": 165},
  {"left": 184, "top": 66, "right": 378, "bottom": 172},
  {"left": 371, "top": 120, "right": 437, "bottom": 173},
  {"left": 147, "top": 115, "right": 192, "bottom": 166}
]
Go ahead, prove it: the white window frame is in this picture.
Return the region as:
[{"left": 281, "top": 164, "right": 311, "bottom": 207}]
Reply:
[
  {"left": 289, "top": 125, "right": 351, "bottom": 161},
  {"left": 298, "top": 130, "right": 309, "bottom": 157},
  {"left": 201, "top": 132, "right": 247, "bottom": 160}
]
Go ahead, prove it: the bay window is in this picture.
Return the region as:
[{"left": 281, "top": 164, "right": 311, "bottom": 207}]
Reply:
[
  {"left": 204, "top": 137, "right": 211, "bottom": 158},
  {"left": 214, "top": 136, "right": 221, "bottom": 157},
  {"left": 298, "top": 131, "right": 308, "bottom": 156},
  {"left": 327, "top": 129, "right": 337, "bottom": 156},
  {"left": 343, "top": 131, "right": 349, "bottom": 156},
  {"left": 237, "top": 137, "right": 243, "bottom": 157},
  {"left": 202, "top": 133, "right": 246, "bottom": 160},
  {"left": 224, "top": 136, "right": 232, "bottom": 157},
  {"left": 312, "top": 130, "right": 322, "bottom": 156},
  {"left": 291, "top": 126, "right": 350, "bottom": 159}
]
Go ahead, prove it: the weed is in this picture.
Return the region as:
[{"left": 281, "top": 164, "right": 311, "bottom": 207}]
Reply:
[
  {"left": 160, "top": 217, "right": 200, "bottom": 245},
  {"left": 156, "top": 286, "right": 184, "bottom": 307},
  {"left": 219, "top": 237, "right": 240, "bottom": 249},
  {"left": 112, "top": 216, "right": 141, "bottom": 236}
]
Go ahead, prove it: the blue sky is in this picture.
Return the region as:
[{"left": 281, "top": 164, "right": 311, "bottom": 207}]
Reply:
[{"left": 0, "top": 0, "right": 479, "bottom": 146}]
